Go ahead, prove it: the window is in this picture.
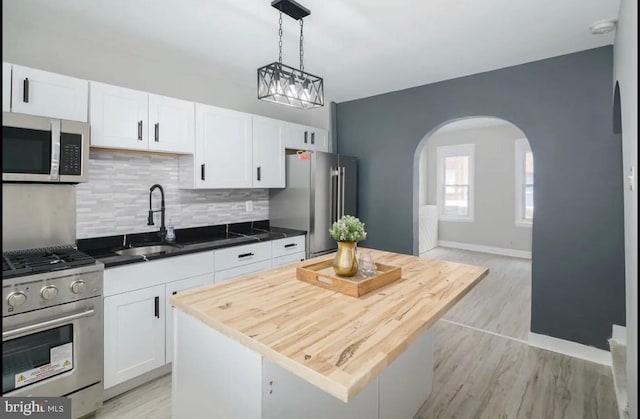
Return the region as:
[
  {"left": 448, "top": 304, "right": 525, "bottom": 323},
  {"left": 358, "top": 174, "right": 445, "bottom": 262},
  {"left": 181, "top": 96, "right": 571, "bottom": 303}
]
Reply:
[
  {"left": 515, "top": 139, "right": 533, "bottom": 226},
  {"left": 437, "top": 144, "right": 474, "bottom": 221}
]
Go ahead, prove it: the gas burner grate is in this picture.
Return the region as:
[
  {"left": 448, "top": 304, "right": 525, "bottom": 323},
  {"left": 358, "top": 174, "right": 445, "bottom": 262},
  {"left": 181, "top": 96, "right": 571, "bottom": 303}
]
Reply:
[{"left": 2, "top": 246, "right": 96, "bottom": 279}]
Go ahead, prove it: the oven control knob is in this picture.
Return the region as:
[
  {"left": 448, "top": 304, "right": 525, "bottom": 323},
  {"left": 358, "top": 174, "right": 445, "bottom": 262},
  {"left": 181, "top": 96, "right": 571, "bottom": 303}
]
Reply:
[
  {"left": 70, "top": 280, "right": 86, "bottom": 294},
  {"left": 40, "top": 285, "right": 59, "bottom": 300},
  {"left": 7, "top": 291, "right": 27, "bottom": 307}
]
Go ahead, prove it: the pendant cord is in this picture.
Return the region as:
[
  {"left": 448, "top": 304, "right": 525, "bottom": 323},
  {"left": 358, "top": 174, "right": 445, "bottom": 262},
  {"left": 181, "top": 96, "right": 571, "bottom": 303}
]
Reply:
[
  {"left": 278, "top": 11, "right": 283, "bottom": 64},
  {"left": 299, "top": 19, "right": 304, "bottom": 72}
]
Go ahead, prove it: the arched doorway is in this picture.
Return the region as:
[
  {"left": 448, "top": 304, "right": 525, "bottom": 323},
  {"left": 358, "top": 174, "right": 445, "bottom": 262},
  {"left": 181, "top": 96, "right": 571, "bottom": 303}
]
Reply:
[{"left": 414, "top": 116, "right": 533, "bottom": 341}]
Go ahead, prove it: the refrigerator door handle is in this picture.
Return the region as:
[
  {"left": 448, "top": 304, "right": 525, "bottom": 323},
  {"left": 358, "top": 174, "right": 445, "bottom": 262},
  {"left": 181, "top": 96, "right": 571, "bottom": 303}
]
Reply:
[
  {"left": 335, "top": 166, "right": 341, "bottom": 222},
  {"left": 329, "top": 166, "right": 336, "bottom": 225},
  {"left": 340, "top": 166, "right": 346, "bottom": 217}
]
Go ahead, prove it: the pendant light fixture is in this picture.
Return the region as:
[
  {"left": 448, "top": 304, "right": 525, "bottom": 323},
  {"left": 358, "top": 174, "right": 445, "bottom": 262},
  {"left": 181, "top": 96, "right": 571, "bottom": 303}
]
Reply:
[{"left": 257, "top": 0, "right": 324, "bottom": 109}]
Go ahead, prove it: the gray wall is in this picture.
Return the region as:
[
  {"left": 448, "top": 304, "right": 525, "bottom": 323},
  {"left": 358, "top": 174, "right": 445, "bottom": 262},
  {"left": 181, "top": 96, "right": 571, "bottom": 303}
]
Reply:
[
  {"left": 76, "top": 151, "right": 268, "bottom": 238},
  {"left": 423, "top": 124, "right": 532, "bottom": 252},
  {"left": 336, "top": 46, "right": 625, "bottom": 350},
  {"left": 613, "top": 0, "right": 638, "bottom": 415}
]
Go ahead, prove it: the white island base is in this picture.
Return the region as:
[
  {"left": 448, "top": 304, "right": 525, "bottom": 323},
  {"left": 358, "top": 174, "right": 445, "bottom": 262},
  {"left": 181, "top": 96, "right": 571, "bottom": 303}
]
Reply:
[{"left": 172, "top": 310, "right": 433, "bottom": 419}]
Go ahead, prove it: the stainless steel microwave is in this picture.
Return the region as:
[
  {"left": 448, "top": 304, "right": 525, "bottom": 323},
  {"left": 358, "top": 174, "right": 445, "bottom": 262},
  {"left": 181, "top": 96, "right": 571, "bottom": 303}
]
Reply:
[{"left": 2, "top": 112, "right": 89, "bottom": 183}]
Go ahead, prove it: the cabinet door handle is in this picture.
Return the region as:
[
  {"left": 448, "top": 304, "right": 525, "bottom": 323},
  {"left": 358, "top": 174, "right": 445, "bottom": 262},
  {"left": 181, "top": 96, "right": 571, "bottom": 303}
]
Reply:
[
  {"left": 201, "top": 164, "right": 205, "bottom": 181},
  {"left": 311, "top": 132, "right": 315, "bottom": 145},
  {"left": 238, "top": 252, "right": 254, "bottom": 259},
  {"left": 257, "top": 166, "right": 261, "bottom": 181},
  {"left": 304, "top": 131, "right": 308, "bottom": 144},
  {"left": 154, "top": 123, "right": 159, "bottom": 142},
  {"left": 23, "top": 78, "right": 29, "bottom": 103},
  {"left": 284, "top": 243, "right": 297, "bottom": 248},
  {"left": 137, "top": 120, "right": 143, "bottom": 141},
  {"left": 154, "top": 296, "right": 160, "bottom": 318}
]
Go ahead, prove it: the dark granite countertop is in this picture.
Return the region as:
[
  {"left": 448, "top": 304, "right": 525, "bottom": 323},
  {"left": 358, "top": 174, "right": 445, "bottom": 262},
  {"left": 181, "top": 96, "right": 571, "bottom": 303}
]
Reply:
[{"left": 77, "top": 220, "right": 306, "bottom": 268}]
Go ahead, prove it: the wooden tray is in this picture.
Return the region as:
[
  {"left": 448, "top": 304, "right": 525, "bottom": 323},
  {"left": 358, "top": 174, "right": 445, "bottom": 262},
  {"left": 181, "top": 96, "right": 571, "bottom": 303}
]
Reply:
[{"left": 296, "top": 259, "right": 402, "bottom": 297}]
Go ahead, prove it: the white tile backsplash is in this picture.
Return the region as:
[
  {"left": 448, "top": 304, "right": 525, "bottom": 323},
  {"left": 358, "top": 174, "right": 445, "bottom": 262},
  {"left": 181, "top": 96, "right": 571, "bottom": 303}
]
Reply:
[{"left": 76, "top": 151, "right": 268, "bottom": 238}]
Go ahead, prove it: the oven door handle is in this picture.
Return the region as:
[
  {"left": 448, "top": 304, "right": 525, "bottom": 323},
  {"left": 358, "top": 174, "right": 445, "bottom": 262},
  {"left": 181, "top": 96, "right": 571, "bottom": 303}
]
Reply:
[{"left": 2, "top": 308, "right": 96, "bottom": 340}]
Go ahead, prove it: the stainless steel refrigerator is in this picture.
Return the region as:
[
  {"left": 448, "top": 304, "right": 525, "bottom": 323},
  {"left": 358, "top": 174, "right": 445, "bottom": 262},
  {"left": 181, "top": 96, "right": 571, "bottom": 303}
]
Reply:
[{"left": 270, "top": 151, "right": 357, "bottom": 258}]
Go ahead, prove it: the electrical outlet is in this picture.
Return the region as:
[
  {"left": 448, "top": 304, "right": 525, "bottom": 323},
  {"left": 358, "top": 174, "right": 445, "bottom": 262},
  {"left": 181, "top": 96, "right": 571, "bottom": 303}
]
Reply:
[{"left": 245, "top": 200, "right": 253, "bottom": 212}]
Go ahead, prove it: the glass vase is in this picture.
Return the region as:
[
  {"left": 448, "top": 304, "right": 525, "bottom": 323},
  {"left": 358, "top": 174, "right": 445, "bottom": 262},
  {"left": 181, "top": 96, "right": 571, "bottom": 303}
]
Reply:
[{"left": 332, "top": 241, "right": 359, "bottom": 277}]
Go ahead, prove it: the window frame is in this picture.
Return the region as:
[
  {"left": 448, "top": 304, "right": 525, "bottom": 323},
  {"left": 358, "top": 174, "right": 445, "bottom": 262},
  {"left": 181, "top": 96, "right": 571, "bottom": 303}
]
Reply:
[
  {"left": 436, "top": 144, "right": 475, "bottom": 222},
  {"left": 515, "top": 138, "right": 533, "bottom": 227}
]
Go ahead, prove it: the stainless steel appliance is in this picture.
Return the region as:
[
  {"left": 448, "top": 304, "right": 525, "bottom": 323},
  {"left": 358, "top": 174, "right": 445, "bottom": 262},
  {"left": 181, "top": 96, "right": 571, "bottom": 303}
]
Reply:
[
  {"left": 2, "top": 112, "right": 90, "bottom": 183},
  {"left": 2, "top": 247, "right": 104, "bottom": 419},
  {"left": 270, "top": 151, "right": 357, "bottom": 258}
]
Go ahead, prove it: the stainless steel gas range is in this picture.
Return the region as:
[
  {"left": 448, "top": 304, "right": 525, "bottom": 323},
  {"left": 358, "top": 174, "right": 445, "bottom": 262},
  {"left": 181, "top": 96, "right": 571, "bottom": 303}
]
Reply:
[{"left": 2, "top": 246, "right": 104, "bottom": 419}]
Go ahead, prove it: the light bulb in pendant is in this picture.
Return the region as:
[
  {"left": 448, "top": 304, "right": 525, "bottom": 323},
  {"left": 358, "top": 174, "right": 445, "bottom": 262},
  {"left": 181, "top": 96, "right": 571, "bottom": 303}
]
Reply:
[
  {"left": 270, "top": 71, "right": 284, "bottom": 96},
  {"left": 288, "top": 74, "right": 298, "bottom": 96},
  {"left": 301, "top": 79, "right": 311, "bottom": 102}
]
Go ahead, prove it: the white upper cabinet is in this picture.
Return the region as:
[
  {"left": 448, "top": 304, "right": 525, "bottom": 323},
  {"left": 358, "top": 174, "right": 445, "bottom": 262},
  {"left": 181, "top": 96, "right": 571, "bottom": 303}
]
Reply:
[
  {"left": 311, "top": 128, "right": 329, "bottom": 152},
  {"left": 148, "top": 94, "right": 195, "bottom": 154},
  {"left": 11, "top": 65, "right": 88, "bottom": 122},
  {"left": 285, "top": 122, "right": 329, "bottom": 152},
  {"left": 2, "top": 63, "right": 11, "bottom": 112},
  {"left": 252, "top": 115, "right": 285, "bottom": 188},
  {"left": 195, "top": 104, "right": 253, "bottom": 188},
  {"left": 89, "top": 81, "right": 148, "bottom": 151}
]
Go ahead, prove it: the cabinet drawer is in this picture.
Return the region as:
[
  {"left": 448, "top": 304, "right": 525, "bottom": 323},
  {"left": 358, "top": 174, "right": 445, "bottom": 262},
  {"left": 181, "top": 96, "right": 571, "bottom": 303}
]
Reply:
[
  {"left": 214, "top": 242, "right": 271, "bottom": 272},
  {"left": 272, "top": 251, "right": 306, "bottom": 268},
  {"left": 271, "top": 236, "right": 306, "bottom": 259},
  {"left": 215, "top": 260, "right": 272, "bottom": 283},
  {"left": 104, "top": 251, "right": 214, "bottom": 296}
]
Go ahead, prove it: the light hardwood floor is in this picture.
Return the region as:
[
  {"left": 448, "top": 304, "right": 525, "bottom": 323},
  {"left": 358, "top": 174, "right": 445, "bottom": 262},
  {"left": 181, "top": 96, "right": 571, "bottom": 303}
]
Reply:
[
  {"left": 94, "top": 248, "right": 617, "bottom": 419},
  {"left": 422, "top": 247, "right": 532, "bottom": 340}
]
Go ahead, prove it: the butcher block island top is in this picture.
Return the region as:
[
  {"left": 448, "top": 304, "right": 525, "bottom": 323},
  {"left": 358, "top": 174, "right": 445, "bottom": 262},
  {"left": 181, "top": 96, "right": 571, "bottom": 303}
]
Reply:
[{"left": 171, "top": 248, "right": 489, "bottom": 403}]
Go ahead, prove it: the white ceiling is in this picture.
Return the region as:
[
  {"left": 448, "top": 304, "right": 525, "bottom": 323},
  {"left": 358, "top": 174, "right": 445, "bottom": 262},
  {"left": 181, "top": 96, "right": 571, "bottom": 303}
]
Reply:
[{"left": 2, "top": 0, "right": 620, "bottom": 103}]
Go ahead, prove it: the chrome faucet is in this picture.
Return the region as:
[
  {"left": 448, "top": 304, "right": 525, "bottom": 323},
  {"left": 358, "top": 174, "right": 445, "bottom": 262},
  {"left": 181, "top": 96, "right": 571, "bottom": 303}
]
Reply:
[{"left": 148, "top": 184, "right": 166, "bottom": 240}]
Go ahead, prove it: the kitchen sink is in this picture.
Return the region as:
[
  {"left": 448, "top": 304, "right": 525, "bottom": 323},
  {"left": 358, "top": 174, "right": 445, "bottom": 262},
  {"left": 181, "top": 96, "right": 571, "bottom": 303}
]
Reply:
[{"left": 115, "top": 244, "right": 180, "bottom": 257}]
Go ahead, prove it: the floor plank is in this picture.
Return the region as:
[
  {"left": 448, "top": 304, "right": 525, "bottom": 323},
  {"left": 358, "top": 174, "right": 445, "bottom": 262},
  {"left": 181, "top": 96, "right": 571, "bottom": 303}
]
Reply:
[
  {"left": 422, "top": 247, "right": 531, "bottom": 340},
  {"left": 415, "top": 321, "right": 617, "bottom": 419}
]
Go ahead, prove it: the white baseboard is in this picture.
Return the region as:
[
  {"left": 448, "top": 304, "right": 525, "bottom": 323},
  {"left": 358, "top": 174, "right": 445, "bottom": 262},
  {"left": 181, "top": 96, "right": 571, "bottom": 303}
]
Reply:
[
  {"left": 528, "top": 332, "right": 612, "bottom": 366},
  {"left": 437, "top": 240, "right": 532, "bottom": 259}
]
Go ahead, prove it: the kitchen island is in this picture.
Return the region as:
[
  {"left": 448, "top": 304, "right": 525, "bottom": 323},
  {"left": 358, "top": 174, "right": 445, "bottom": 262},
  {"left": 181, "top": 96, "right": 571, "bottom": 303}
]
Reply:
[{"left": 171, "top": 248, "right": 488, "bottom": 419}]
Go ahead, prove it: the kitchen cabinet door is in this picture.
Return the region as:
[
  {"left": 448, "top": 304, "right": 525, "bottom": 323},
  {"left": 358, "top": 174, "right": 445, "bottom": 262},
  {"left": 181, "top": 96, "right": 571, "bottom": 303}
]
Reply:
[
  {"left": 104, "top": 285, "right": 165, "bottom": 389},
  {"left": 11, "top": 65, "right": 88, "bottom": 122},
  {"left": 89, "top": 81, "right": 148, "bottom": 151},
  {"left": 2, "top": 62, "right": 11, "bottom": 112},
  {"left": 197, "top": 104, "right": 253, "bottom": 188},
  {"left": 285, "top": 122, "right": 328, "bottom": 152},
  {"left": 311, "top": 128, "right": 329, "bottom": 152},
  {"left": 148, "top": 94, "right": 195, "bottom": 154},
  {"left": 165, "top": 273, "right": 213, "bottom": 364},
  {"left": 252, "top": 115, "right": 285, "bottom": 188},
  {"left": 285, "top": 122, "right": 313, "bottom": 151}
]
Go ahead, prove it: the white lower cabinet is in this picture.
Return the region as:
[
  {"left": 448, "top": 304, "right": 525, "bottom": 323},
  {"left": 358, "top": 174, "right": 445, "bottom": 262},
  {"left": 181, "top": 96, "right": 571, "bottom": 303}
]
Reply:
[
  {"left": 104, "top": 285, "right": 166, "bottom": 389},
  {"left": 165, "top": 273, "right": 213, "bottom": 363},
  {"left": 272, "top": 252, "right": 306, "bottom": 268},
  {"left": 103, "top": 238, "right": 305, "bottom": 391},
  {"left": 215, "top": 260, "right": 272, "bottom": 284},
  {"left": 103, "top": 251, "right": 214, "bottom": 391}
]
